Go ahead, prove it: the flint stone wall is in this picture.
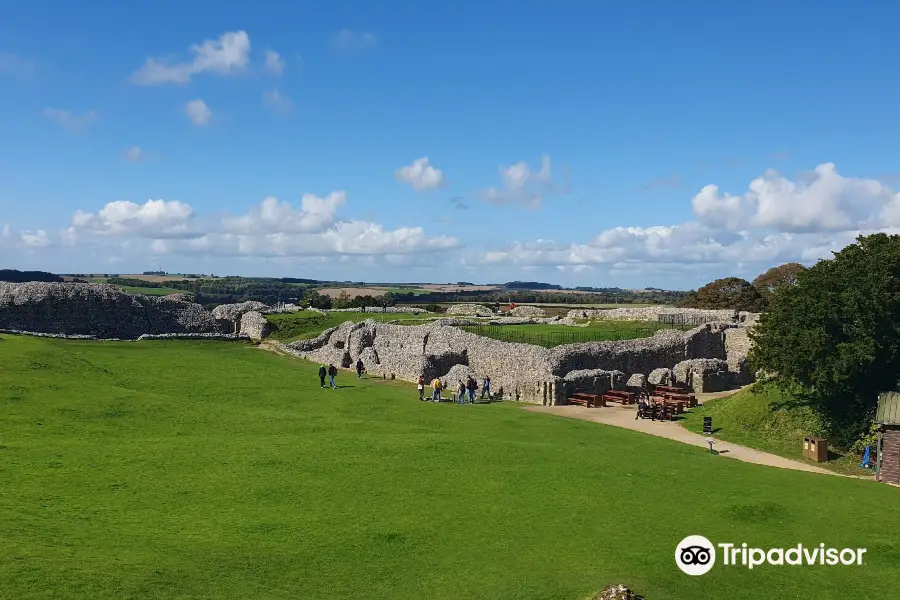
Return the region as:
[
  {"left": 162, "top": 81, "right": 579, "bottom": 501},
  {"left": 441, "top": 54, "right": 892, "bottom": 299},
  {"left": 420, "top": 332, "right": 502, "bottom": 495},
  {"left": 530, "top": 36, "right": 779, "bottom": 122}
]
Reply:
[
  {"left": 239, "top": 311, "right": 270, "bottom": 340},
  {"left": 509, "top": 305, "right": 546, "bottom": 317},
  {"left": 446, "top": 303, "right": 495, "bottom": 317},
  {"left": 0, "top": 282, "right": 226, "bottom": 339},
  {"left": 567, "top": 306, "right": 760, "bottom": 324},
  {"left": 327, "top": 306, "right": 430, "bottom": 314},
  {"left": 283, "top": 319, "right": 753, "bottom": 404}
]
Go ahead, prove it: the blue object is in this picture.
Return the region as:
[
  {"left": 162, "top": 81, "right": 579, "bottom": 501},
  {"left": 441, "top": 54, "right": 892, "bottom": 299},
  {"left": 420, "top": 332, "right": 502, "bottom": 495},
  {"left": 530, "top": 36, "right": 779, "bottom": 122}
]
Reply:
[{"left": 860, "top": 445, "right": 871, "bottom": 468}]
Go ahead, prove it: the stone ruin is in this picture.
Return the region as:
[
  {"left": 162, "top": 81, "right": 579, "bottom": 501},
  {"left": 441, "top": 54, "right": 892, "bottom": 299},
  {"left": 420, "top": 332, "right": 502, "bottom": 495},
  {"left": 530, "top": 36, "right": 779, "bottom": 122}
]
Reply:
[
  {"left": 0, "top": 282, "right": 276, "bottom": 341},
  {"left": 508, "top": 304, "right": 547, "bottom": 318},
  {"left": 280, "top": 315, "right": 757, "bottom": 404},
  {"left": 445, "top": 303, "right": 495, "bottom": 317},
  {"left": 0, "top": 282, "right": 758, "bottom": 402}
]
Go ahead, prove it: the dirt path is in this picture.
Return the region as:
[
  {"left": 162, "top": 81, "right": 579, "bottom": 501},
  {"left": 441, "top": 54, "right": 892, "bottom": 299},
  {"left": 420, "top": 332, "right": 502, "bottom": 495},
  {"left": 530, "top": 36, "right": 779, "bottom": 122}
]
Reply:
[{"left": 524, "top": 388, "right": 843, "bottom": 477}]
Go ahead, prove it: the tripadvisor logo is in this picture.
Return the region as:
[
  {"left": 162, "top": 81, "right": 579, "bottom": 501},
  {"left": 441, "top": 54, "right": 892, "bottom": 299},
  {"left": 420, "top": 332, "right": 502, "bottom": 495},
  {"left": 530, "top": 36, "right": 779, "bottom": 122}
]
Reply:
[{"left": 675, "top": 535, "right": 867, "bottom": 576}]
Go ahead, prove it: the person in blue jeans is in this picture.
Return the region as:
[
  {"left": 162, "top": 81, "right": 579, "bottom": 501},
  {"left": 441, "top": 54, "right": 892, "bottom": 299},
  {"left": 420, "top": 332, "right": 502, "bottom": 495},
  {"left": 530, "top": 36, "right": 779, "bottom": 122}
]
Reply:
[
  {"left": 328, "top": 364, "right": 337, "bottom": 389},
  {"left": 466, "top": 376, "right": 477, "bottom": 403},
  {"left": 481, "top": 375, "right": 491, "bottom": 399}
]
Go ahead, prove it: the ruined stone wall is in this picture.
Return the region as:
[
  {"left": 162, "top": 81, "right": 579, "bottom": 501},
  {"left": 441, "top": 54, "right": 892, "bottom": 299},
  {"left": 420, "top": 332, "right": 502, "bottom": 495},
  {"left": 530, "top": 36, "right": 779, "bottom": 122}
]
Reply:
[
  {"left": 567, "top": 306, "right": 760, "bottom": 324},
  {"left": 0, "top": 282, "right": 227, "bottom": 339},
  {"left": 282, "top": 319, "right": 753, "bottom": 404}
]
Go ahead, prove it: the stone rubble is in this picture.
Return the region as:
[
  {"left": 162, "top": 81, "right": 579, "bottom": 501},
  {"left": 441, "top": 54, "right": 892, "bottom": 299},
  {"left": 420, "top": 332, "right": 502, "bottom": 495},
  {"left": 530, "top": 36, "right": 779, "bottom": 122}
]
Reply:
[
  {"left": 567, "top": 306, "right": 760, "bottom": 324},
  {"left": 508, "top": 305, "right": 547, "bottom": 317},
  {"left": 445, "top": 303, "right": 495, "bottom": 317}
]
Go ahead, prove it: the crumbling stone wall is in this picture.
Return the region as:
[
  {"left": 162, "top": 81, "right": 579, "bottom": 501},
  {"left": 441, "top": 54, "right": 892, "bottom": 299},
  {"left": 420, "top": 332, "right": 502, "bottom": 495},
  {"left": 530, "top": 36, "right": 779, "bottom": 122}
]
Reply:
[
  {"left": 0, "top": 282, "right": 226, "bottom": 339},
  {"left": 509, "top": 305, "right": 546, "bottom": 317},
  {"left": 282, "top": 318, "right": 755, "bottom": 404},
  {"left": 568, "top": 306, "right": 760, "bottom": 324},
  {"left": 446, "top": 303, "right": 495, "bottom": 317}
]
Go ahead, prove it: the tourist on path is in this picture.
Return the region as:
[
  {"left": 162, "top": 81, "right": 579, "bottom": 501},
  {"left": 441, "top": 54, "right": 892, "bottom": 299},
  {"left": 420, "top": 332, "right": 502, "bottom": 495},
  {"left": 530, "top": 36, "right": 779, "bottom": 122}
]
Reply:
[
  {"left": 417, "top": 375, "right": 425, "bottom": 400},
  {"left": 466, "top": 376, "right": 477, "bottom": 403},
  {"left": 328, "top": 364, "right": 337, "bottom": 389},
  {"left": 356, "top": 359, "right": 364, "bottom": 379},
  {"left": 481, "top": 376, "right": 491, "bottom": 399},
  {"left": 318, "top": 364, "right": 327, "bottom": 388},
  {"left": 456, "top": 380, "right": 466, "bottom": 404},
  {"left": 431, "top": 377, "right": 443, "bottom": 402}
]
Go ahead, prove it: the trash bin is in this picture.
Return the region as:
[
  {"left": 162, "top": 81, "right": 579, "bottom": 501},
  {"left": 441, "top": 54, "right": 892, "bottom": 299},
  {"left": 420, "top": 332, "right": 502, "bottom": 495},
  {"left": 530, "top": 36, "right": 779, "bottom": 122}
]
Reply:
[{"left": 804, "top": 436, "right": 828, "bottom": 462}]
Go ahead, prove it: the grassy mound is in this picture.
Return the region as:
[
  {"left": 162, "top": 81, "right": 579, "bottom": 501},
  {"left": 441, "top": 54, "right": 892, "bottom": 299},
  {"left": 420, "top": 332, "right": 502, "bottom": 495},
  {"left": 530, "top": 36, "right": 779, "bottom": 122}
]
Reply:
[
  {"left": 680, "top": 384, "right": 868, "bottom": 475},
  {"left": 2, "top": 335, "right": 898, "bottom": 599}
]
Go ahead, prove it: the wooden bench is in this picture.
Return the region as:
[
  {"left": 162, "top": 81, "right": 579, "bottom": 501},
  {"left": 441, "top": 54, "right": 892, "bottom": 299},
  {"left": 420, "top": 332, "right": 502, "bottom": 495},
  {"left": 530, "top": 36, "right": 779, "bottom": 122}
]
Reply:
[
  {"left": 667, "top": 393, "right": 697, "bottom": 408},
  {"left": 568, "top": 392, "right": 605, "bottom": 407},
  {"left": 602, "top": 390, "right": 635, "bottom": 405}
]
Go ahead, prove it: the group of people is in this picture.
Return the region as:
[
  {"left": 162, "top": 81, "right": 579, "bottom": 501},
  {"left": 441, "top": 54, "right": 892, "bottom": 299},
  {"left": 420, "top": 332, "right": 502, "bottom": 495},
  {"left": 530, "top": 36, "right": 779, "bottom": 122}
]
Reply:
[
  {"left": 418, "top": 374, "right": 491, "bottom": 403},
  {"left": 318, "top": 359, "right": 367, "bottom": 389},
  {"left": 317, "top": 359, "right": 493, "bottom": 404},
  {"left": 635, "top": 393, "right": 673, "bottom": 421}
]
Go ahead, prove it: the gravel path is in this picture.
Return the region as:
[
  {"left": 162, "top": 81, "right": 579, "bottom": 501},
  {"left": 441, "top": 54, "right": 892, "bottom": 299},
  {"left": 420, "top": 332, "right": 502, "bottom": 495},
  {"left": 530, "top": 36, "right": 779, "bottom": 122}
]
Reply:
[{"left": 524, "top": 388, "right": 845, "bottom": 477}]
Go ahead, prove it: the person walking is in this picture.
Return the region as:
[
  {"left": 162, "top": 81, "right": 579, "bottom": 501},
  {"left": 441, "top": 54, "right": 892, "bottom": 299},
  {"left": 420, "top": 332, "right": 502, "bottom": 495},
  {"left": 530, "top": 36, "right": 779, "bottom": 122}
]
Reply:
[
  {"left": 318, "top": 364, "right": 327, "bottom": 388},
  {"left": 481, "top": 375, "right": 491, "bottom": 399},
  {"left": 328, "top": 364, "right": 337, "bottom": 389},
  {"left": 466, "top": 376, "right": 477, "bottom": 403},
  {"left": 431, "top": 377, "right": 442, "bottom": 402},
  {"left": 356, "top": 358, "right": 364, "bottom": 379},
  {"left": 417, "top": 375, "right": 425, "bottom": 400},
  {"left": 456, "top": 380, "right": 466, "bottom": 404}
]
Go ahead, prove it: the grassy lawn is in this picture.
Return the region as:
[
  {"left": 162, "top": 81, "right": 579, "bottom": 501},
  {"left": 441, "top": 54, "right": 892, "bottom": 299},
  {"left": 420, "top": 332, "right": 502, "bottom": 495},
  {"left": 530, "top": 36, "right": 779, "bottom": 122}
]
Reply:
[
  {"left": 680, "top": 384, "right": 871, "bottom": 476},
  {"left": 115, "top": 285, "right": 183, "bottom": 296},
  {"left": 462, "top": 321, "right": 672, "bottom": 347},
  {"left": 1, "top": 334, "right": 898, "bottom": 599},
  {"left": 266, "top": 311, "right": 434, "bottom": 342}
]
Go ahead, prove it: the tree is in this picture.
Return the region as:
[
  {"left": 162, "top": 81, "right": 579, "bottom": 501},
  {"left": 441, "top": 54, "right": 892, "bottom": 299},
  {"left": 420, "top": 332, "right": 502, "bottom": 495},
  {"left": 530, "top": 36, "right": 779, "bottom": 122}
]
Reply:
[
  {"left": 749, "top": 234, "right": 900, "bottom": 444},
  {"left": 678, "top": 277, "right": 768, "bottom": 312},
  {"left": 302, "top": 289, "right": 332, "bottom": 309},
  {"left": 752, "top": 262, "right": 807, "bottom": 300},
  {"left": 332, "top": 291, "right": 353, "bottom": 309}
]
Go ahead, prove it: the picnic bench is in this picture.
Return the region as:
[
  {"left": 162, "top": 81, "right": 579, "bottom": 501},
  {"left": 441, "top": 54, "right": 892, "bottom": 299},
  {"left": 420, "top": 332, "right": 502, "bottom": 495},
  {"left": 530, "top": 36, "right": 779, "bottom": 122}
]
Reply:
[
  {"left": 650, "top": 396, "right": 687, "bottom": 414},
  {"left": 602, "top": 390, "right": 635, "bottom": 405},
  {"left": 567, "top": 392, "right": 605, "bottom": 407}
]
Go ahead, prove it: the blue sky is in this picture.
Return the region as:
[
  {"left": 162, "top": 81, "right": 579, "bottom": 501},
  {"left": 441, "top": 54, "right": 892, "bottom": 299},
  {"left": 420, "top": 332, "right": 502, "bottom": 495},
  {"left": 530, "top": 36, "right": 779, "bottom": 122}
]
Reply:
[{"left": 1, "top": 0, "right": 899, "bottom": 289}]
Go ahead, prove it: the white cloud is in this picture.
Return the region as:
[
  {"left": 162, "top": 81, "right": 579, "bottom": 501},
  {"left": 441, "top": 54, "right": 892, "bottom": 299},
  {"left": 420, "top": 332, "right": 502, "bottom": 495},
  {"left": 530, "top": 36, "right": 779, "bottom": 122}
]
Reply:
[
  {"left": 330, "top": 29, "right": 377, "bottom": 51},
  {"left": 43, "top": 108, "right": 98, "bottom": 132},
  {"left": 395, "top": 157, "right": 445, "bottom": 190},
  {"left": 264, "top": 50, "right": 284, "bottom": 75},
  {"left": 130, "top": 31, "right": 251, "bottom": 85},
  {"left": 123, "top": 146, "right": 144, "bottom": 162},
  {"left": 262, "top": 89, "right": 293, "bottom": 115},
  {"left": 691, "top": 163, "right": 900, "bottom": 233},
  {"left": 20, "top": 229, "right": 51, "bottom": 248},
  {"left": 67, "top": 199, "right": 197, "bottom": 239},
  {"left": 483, "top": 154, "right": 554, "bottom": 209},
  {"left": 478, "top": 163, "right": 900, "bottom": 273},
  {"left": 222, "top": 193, "right": 346, "bottom": 235},
  {"left": 184, "top": 99, "right": 212, "bottom": 126},
  {"left": 0, "top": 52, "right": 36, "bottom": 79}
]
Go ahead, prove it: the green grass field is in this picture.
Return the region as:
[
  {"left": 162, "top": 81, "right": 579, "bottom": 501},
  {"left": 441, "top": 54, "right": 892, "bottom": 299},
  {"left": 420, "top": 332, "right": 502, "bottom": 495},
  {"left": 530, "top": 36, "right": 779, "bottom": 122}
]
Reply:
[
  {"left": 2, "top": 334, "right": 898, "bottom": 599},
  {"left": 266, "top": 311, "right": 433, "bottom": 342},
  {"left": 680, "top": 384, "right": 869, "bottom": 476},
  {"left": 115, "top": 285, "right": 183, "bottom": 296},
  {"left": 462, "top": 321, "right": 672, "bottom": 347}
]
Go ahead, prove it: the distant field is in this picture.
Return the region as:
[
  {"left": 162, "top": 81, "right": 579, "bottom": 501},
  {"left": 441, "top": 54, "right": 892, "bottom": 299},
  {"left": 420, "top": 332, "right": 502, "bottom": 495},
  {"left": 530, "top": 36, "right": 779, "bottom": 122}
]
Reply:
[
  {"left": 61, "top": 274, "right": 193, "bottom": 283},
  {"left": 317, "top": 286, "right": 432, "bottom": 298}
]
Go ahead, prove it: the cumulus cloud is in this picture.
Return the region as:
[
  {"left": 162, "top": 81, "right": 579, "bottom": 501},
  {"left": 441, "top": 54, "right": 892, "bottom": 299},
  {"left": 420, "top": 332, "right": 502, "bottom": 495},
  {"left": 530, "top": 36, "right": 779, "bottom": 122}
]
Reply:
[
  {"left": 43, "top": 108, "right": 98, "bottom": 132},
  {"left": 67, "top": 199, "right": 198, "bottom": 239},
  {"left": 262, "top": 89, "right": 293, "bottom": 115},
  {"left": 184, "top": 99, "right": 212, "bottom": 126},
  {"left": 691, "top": 163, "right": 900, "bottom": 233},
  {"left": 264, "top": 50, "right": 285, "bottom": 75},
  {"left": 395, "top": 157, "right": 445, "bottom": 190},
  {"left": 479, "top": 163, "right": 900, "bottom": 273},
  {"left": 483, "top": 154, "right": 554, "bottom": 209},
  {"left": 330, "top": 29, "right": 377, "bottom": 51},
  {"left": 222, "top": 193, "right": 346, "bottom": 235},
  {"left": 130, "top": 30, "right": 251, "bottom": 85}
]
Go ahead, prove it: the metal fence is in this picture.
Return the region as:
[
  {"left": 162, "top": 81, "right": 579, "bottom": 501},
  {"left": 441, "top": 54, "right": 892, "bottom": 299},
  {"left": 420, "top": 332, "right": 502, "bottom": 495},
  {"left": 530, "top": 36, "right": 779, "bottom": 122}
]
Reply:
[{"left": 656, "top": 313, "right": 725, "bottom": 328}]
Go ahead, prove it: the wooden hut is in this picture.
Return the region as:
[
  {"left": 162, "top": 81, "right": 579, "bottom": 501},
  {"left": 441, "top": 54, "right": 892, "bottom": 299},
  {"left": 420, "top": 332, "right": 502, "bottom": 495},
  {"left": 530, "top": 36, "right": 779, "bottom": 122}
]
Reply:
[{"left": 876, "top": 391, "right": 900, "bottom": 484}]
